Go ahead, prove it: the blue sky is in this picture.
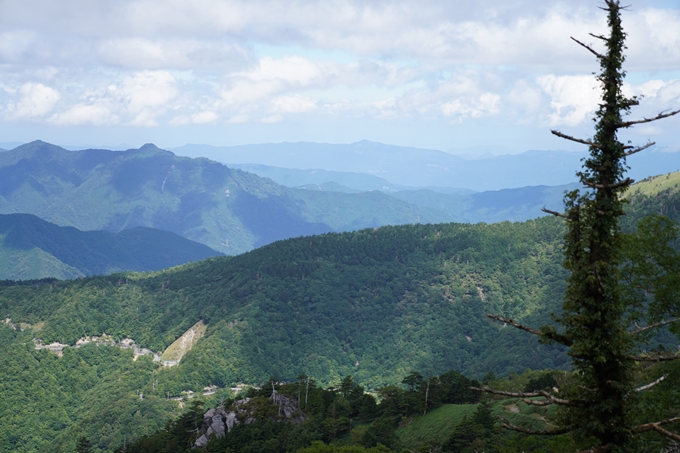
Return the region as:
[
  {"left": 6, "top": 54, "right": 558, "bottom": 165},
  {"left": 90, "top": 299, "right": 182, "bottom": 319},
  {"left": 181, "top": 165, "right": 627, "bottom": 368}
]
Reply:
[{"left": 0, "top": 0, "right": 678, "bottom": 156}]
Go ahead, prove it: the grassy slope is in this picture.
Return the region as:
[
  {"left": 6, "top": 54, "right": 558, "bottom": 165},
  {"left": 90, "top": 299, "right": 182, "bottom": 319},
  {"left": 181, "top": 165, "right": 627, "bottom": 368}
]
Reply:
[
  {"left": 396, "top": 404, "right": 477, "bottom": 448},
  {"left": 395, "top": 398, "right": 556, "bottom": 450},
  {"left": 627, "top": 171, "right": 680, "bottom": 197}
]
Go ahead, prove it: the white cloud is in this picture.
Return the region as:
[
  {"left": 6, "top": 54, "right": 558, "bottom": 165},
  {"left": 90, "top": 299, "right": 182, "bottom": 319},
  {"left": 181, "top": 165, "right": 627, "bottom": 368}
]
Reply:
[
  {"left": 0, "top": 31, "right": 38, "bottom": 62},
  {"left": 97, "top": 38, "right": 249, "bottom": 70},
  {"left": 441, "top": 93, "right": 501, "bottom": 122},
  {"left": 49, "top": 104, "right": 119, "bottom": 126},
  {"left": 169, "top": 110, "right": 218, "bottom": 125},
  {"left": 247, "top": 56, "right": 326, "bottom": 85},
  {"left": 6, "top": 83, "right": 60, "bottom": 119},
  {"left": 116, "top": 71, "right": 178, "bottom": 126},
  {"left": 623, "top": 80, "right": 667, "bottom": 99},
  {"left": 0, "top": 0, "right": 678, "bottom": 151},
  {"left": 537, "top": 75, "right": 600, "bottom": 126},
  {"left": 270, "top": 95, "right": 316, "bottom": 114}
]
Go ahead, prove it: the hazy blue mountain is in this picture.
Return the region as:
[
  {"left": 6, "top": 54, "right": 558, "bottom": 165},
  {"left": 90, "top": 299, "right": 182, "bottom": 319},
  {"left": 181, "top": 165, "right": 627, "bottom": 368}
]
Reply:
[
  {"left": 172, "top": 141, "right": 680, "bottom": 191},
  {"left": 392, "top": 183, "right": 580, "bottom": 223},
  {"left": 221, "top": 160, "right": 580, "bottom": 223},
  {"left": 0, "top": 213, "right": 223, "bottom": 280},
  {"left": 227, "top": 163, "right": 476, "bottom": 194},
  {"left": 296, "top": 181, "right": 361, "bottom": 193},
  {"left": 0, "top": 141, "right": 448, "bottom": 254},
  {"left": 227, "top": 163, "right": 414, "bottom": 192}
]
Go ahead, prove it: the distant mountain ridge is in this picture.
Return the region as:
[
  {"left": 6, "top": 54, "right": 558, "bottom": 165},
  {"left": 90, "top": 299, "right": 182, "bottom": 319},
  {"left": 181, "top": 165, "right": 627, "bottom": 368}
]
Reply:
[
  {"left": 0, "top": 213, "right": 223, "bottom": 280},
  {"left": 172, "top": 141, "right": 680, "bottom": 191},
  {"left": 0, "top": 141, "right": 449, "bottom": 254}
]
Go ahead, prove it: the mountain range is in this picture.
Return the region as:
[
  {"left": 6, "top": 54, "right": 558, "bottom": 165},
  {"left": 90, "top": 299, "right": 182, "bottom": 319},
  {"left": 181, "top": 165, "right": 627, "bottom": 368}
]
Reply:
[
  {"left": 171, "top": 141, "right": 680, "bottom": 191},
  {"left": 0, "top": 141, "right": 451, "bottom": 254},
  {"left": 0, "top": 141, "right": 593, "bottom": 259}
]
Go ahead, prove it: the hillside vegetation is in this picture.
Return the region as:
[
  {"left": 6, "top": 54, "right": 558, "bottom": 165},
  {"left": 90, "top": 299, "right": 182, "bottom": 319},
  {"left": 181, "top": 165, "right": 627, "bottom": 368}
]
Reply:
[
  {"left": 1, "top": 170, "right": 679, "bottom": 452},
  {"left": 0, "top": 213, "right": 222, "bottom": 280}
]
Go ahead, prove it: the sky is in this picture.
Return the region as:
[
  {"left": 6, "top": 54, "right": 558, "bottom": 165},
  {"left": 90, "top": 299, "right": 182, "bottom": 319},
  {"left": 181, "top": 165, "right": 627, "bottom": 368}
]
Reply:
[{"left": 0, "top": 0, "right": 679, "bottom": 155}]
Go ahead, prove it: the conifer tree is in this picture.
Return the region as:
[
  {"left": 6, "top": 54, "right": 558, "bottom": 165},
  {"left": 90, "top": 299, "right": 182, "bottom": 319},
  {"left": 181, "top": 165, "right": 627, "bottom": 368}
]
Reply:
[
  {"left": 75, "top": 436, "right": 93, "bottom": 453},
  {"left": 477, "top": 1, "right": 679, "bottom": 451}
]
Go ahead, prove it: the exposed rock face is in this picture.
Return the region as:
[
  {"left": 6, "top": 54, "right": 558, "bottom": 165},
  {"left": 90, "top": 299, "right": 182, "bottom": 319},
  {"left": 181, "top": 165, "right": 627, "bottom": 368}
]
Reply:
[
  {"left": 194, "top": 392, "right": 305, "bottom": 448},
  {"left": 271, "top": 390, "right": 305, "bottom": 424}
]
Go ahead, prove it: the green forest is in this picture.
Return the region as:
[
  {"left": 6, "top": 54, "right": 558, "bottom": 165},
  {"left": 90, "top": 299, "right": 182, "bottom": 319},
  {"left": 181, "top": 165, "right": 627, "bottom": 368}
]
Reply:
[{"left": 1, "top": 177, "right": 680, "bottom": 452}]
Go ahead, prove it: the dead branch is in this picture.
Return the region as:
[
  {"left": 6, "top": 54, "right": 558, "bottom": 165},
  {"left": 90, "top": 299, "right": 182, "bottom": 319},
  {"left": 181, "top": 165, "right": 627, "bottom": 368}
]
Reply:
[
  {"left": 628, "top": 354, "right": 680, "bottom": 362},
  {"left": 471, "top": 387, "right": 542, "bottom": 398},
  {"left": 631, "top": 318, "right": 680, "bottom": 335},
  {"left": 571, "top": 36, "right": 605, "bottom": 59},
  {"left": 523, "top": 398, "right": 553, "bottom": 407},
  {"left": 551, "top": 129, "right": 597, "bottom": 147},
  {"left": 651, "top": 425, "right": 680, "bottom": 442},
  {"left": 486, "top": 314, "right": 542, "bottom": 335},
  {"left": 471, "top": 386, "right": 578, "bottom": 406},
  {"left": 635, "top": 375, "right": 667, "bottom": 392},
  {"left": 583, "top": 178, "right": 634, "bottom": 190},
  {"left": 618, "top": 108, "right": 680, "bottom": 128},
  {"left": 636, "top": 417, "right": 680, "bottom": 441},
  {"left": 624, "top": 141, "right": 655, "bottom": 157},
  {"left": 589, "top": 33, "right": 607, "bottom": 41},
  {"left": 497, "top": 415, "right": 571, "bottom": 435},
  {"left": 541, "top": 207, "right": 569, "bottom": 219}
]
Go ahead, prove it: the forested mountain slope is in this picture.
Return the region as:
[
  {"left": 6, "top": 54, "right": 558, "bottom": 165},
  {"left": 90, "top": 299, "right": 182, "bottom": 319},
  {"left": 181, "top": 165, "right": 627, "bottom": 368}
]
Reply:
[
  {"left": 0, "top": 141, "right": 448, "bottom": 254},
  {"left": 1, "top": 171, "right": 678, "bottom": 452},
  {"left": 0, "top": 213, "right": 222, "bottom": 280}
]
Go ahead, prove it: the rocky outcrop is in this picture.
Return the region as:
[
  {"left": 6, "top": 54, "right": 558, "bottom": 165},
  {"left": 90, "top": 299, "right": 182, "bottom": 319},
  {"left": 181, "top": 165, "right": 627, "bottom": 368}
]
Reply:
[
  {"left": 271, "top": 389, "right": 305, "bottom": 424},
  {"left": 194, "top": 392, "right": 306, "bottom": 448},
  {"left": 32, "top": 335, "right": 162, "bottom": 361}
]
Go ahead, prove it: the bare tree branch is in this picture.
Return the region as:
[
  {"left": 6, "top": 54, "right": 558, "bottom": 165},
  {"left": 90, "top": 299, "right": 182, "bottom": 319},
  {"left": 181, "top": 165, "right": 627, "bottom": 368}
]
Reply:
[
  {"left": 651, "top": 424, "right": 680, "bottom": 442},
  {"left": 486, "top": 314, "right": 542, "bottom": 335},
  {"left": 471, "top": 386, "right": 579, "bottom": 406},
  {"left": 497, "top": 416, "right": 571, "bottom": 435},
  {"left": 624, "top": 141, "right": 655, "bottom": 157},
  {"left": 551, "top": 129, "right": 597, "bottom": 147},
  {"left": 618, "top": 108, "right": 680, "bottom": 128},
  {"left": 571, "top": 36, "right": 605, "bottom": 59},
  {"left": 630, "top": 318, "right": 680, "bottom": 335},
  {"left": 541, "top": 207, "right": 569, "bottom": 219},
  {"left": 583, "top": 178, "right": 634, "bottom": 190},
  {"left": 635, "top": 374, "right": 667, "bottom": 392},
  {"left": 487, "top": 314, "right": 574, "bottom": 347},
  {"left": 589, "top": 33, "right": 607, "bottom": 41},
  {"left": 635, "top": 417, "right": 680, "bottom": 441},
  {"left": 628, "top": 354, "right": 680, "bottom": 362},
  {"left": 522, "top": 398, "right": 554, "bottom": 407},
  {"left": 471, "top": 387, "right": 542, "bottom": 398}
]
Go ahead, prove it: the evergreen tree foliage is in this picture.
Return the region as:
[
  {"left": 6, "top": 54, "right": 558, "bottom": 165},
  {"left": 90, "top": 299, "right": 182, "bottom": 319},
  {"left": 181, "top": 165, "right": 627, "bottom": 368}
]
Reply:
[
  {"left": 480, "top": 2, "right": 680, "bottom": 452},
  {"left": 75, "top": 436, "right": 93, "bottom": 453}
]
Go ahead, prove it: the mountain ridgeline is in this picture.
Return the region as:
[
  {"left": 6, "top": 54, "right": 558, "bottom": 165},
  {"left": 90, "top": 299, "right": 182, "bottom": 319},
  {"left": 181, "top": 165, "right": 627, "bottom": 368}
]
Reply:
[
  {"left": 0, "top": 213, "right": 222, "bottom": 280},
  {"left": 173, "top": 140, "right": 680, "bottom": 191},
  {"left": 0, "top": 141, "right": 452, "bottom": 254},
  {"left": 0, "top": 140, "right": 605, "bottom": 262}
]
